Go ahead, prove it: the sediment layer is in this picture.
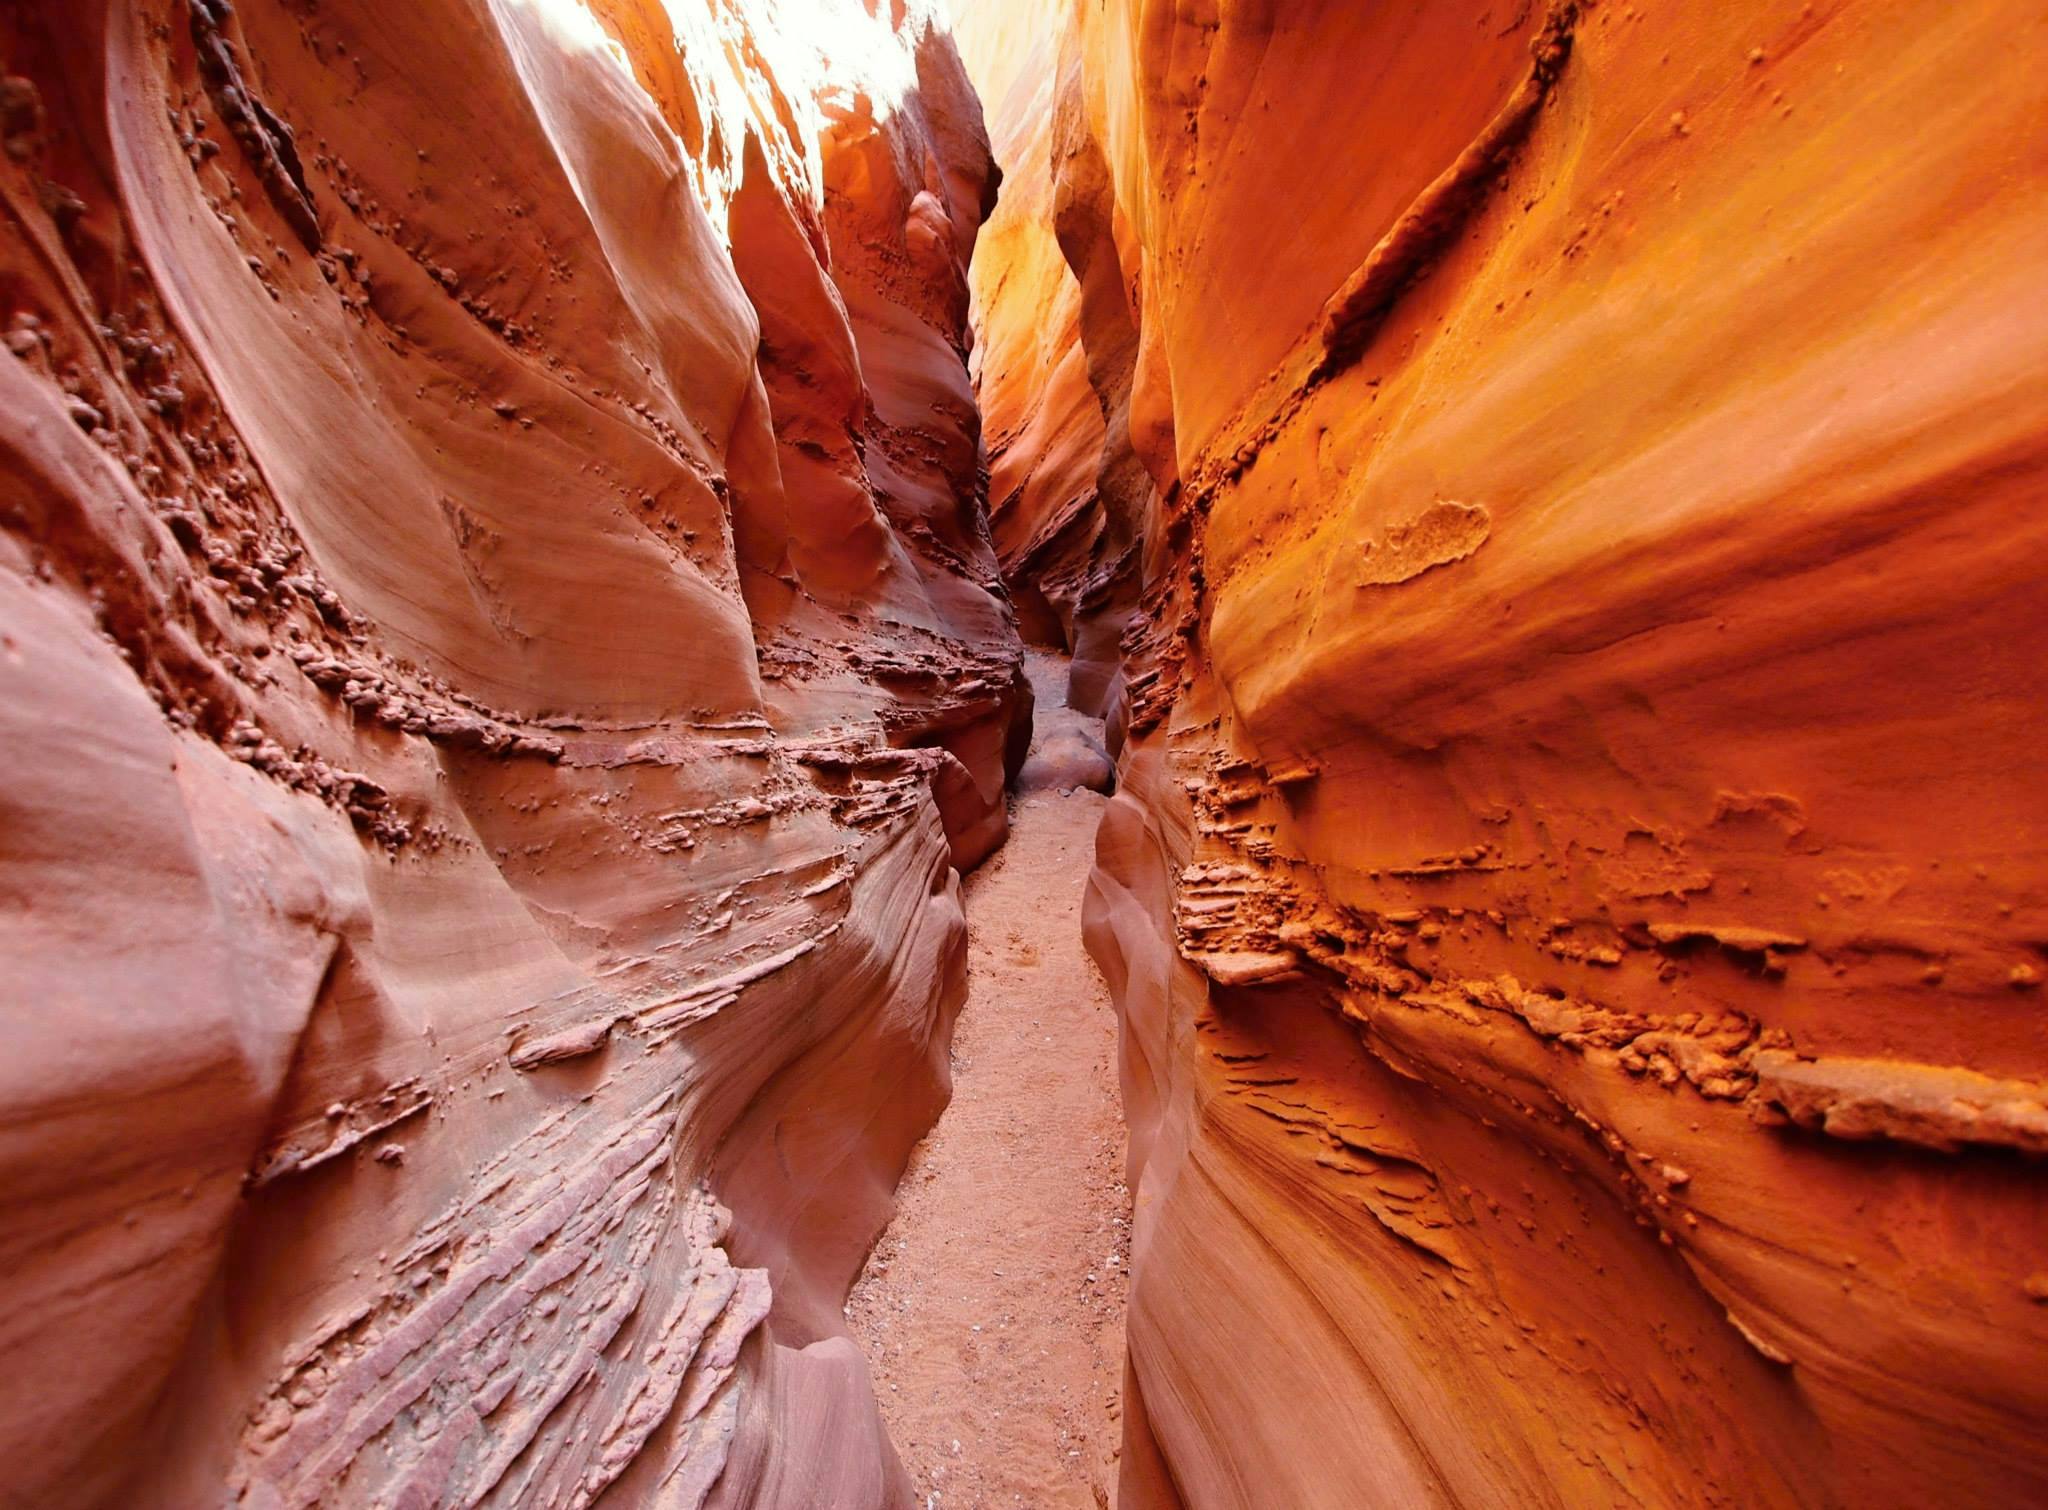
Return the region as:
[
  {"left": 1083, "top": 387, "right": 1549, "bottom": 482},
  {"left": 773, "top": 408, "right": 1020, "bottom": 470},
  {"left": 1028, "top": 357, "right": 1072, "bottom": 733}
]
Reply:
[{"left": 0, "top": 2, "right": 1024, "bottom": 1503}]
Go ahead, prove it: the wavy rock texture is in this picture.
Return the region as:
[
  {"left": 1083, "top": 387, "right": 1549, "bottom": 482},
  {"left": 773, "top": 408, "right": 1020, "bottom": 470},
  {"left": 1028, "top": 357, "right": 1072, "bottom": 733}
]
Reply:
[
  {"left": 950, "top": 5, "right": 1151, "bottom": 717},
  {"left": 952, "top": 1, "right": 2048, "bottom": 1506},
  {"left": 0, "top": 1, "right": 1024, "bottom": 1505}
]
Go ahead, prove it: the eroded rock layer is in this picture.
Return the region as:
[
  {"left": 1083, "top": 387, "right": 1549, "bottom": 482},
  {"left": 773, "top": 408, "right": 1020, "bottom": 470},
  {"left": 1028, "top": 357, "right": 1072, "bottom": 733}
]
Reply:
[
  {"left": 957, "top": 1, "right": 2048, "bottom": 1506},
  {"left": 0, "top": 1, "right": 1024, "bottom": 1504}
]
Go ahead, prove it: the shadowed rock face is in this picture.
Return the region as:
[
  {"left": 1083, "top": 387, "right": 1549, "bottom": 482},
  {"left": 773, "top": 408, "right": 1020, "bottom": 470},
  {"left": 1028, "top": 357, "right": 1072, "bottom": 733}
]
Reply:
[
  {"left": 954, "top": 1, "right": 2048, "bottom": 1507},
  {"left": 0, "top": 0, "right": 1024, "bottom": 1504}
]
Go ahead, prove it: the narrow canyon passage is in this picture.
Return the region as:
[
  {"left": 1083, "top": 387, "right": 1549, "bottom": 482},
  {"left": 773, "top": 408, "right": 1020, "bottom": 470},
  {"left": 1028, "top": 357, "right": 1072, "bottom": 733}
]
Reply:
[
  {"left": 846, "top": 652, "right": 1129, "bottom": 1510},
  {"left": 4, "top": 0, "right": 2046, "bottom": 1505}
]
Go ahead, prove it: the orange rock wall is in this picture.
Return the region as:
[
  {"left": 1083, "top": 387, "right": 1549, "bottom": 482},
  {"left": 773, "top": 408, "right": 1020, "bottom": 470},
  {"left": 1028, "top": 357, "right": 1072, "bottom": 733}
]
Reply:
[
  {"left": 0, "top": 1, "right": 1022, "bottom": 1504},
  {"left": 964, "top": 1, "right": 2048, "bottom": 1506},
  {"left": 954, "top": 4, "right": 1151, "bottom": 715}
]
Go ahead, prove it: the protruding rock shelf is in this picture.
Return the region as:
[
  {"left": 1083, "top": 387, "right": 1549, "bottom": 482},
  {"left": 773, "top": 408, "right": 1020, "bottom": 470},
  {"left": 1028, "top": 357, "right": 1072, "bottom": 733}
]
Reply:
[
  {"left": 958, "top": 2, "right": 2048, "bottom": 1507},
  {"left": 1, "top": 1, "right": 1021, "bottom": 1504},
  {"left": 3, "top": 0, "right": 2045, "bottom": 1507}
]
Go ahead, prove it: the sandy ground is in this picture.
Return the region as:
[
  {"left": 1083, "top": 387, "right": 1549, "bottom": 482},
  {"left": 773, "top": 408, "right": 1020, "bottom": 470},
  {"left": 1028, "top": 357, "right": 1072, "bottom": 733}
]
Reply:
[{"left": 846, "top": 652, "right": 1130, "bottom": 1509}]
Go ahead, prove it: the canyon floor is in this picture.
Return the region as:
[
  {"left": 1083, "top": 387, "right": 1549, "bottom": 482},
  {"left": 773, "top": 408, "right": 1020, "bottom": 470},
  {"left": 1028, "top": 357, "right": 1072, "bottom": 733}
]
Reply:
[{"left": 846, "top": 652, "right": 1130, "bottom": 1509}]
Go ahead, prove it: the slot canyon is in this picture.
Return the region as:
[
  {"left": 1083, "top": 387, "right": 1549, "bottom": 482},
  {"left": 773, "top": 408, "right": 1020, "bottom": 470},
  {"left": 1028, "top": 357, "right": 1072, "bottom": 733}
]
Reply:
[{"left": 1, "top": 0, "right": 2044, "bottom": 1505}]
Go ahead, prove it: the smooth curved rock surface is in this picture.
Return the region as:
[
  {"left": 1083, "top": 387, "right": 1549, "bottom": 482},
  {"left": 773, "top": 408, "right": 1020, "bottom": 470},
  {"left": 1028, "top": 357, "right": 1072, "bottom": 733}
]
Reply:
[
  {"left": 0, "top": 1, "right": 1022, "bottom": 1504},
  {"left": 953, "top": 1, "right": 2048, "bottom": 1506},
  {"left": 11, "top": 0, "right": 2048, "bottom": 1504},
  {"left": 951, "top": 2, "right": 1150, "bottom": 717}
]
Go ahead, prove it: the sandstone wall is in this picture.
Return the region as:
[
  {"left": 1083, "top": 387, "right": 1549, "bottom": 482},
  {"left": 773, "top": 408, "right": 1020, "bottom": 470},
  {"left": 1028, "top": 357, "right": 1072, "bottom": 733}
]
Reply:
[
  {"left": 970, "top": 1, "right": 2048, "bottom": 1505},
  {"left": 954, "top": 3, "right": 1151, "bottom": 716},
  {"left": 0, "top": 1, "right": 1023, "bottom": 1504}
]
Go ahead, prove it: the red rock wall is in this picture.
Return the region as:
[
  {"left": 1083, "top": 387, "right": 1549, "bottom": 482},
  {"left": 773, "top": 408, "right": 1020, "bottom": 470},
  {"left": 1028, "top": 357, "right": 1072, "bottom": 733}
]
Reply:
[
  {"left": 960, "top": 1, "right": 2048, "bottom": 1505},
  {"left": 0, "top": 1, "right": 1022, "bottom": 1504}
]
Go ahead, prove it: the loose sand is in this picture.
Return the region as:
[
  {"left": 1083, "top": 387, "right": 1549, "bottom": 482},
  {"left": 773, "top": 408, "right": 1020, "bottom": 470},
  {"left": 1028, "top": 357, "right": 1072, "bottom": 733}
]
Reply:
[{"left": 846, "top": 652, "right": 1130, "bottom": 1509}]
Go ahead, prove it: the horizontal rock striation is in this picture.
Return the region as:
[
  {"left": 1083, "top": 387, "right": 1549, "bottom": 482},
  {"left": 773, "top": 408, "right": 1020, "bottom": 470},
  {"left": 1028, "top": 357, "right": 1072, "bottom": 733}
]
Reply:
[
  {"left": 954, "top": 1, "right": 2048, "bottom": 1506},
  {"left": 0, "top": 0, "right": 1022, "bottom": 1504}
]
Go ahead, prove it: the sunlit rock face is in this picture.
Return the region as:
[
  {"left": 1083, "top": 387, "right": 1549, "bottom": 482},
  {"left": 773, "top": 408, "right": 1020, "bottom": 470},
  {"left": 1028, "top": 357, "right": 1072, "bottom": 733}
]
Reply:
[
  {"left": 953, "top": 1, "right": 2048, "bottom": 1506},
  {"left": 0, "top": 0, "right": 1021, "bottom": 1504},
  {"left": 950, "top": 4, "right": 1150, "bottom": 717}
]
